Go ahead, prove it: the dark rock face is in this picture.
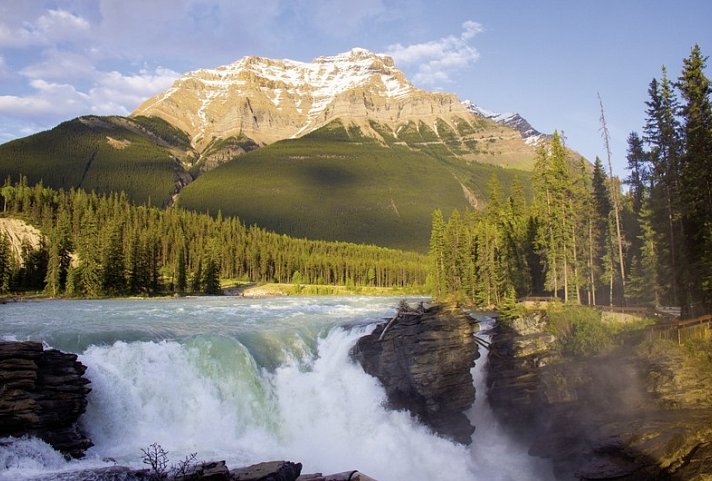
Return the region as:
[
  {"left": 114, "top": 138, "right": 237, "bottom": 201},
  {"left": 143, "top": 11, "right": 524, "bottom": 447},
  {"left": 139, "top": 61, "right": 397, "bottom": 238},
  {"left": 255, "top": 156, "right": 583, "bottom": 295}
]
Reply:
[
  {"left": 486, "top": 314, "right": 712, "bottom": 480},
  {"left": 351, "top": 303, "right": 479, "bottom": 444},
  {"left": 231, "top": 460, "right": 302, "bottom": 480},
  {"left": 0, "top": 340, "right": 92, "bottom": 458}
]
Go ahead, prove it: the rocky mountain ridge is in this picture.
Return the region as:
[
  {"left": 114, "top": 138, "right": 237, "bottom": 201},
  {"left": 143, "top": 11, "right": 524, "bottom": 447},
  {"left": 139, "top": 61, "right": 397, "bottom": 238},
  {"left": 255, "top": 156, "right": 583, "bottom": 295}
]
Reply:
[
  {"left": 463, "top": 100, "right": 550, "bottom": 146},
  {"left": 133, "top": 48, "right": 541, "bottom": 166}
]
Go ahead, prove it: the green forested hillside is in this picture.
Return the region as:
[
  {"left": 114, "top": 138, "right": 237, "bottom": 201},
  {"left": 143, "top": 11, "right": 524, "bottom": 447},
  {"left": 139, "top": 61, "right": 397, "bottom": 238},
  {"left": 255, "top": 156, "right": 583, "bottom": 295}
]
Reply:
[
  {"left": 179, "top": 120, "right": 531, "bottom": 251},
  {"left": 0, "top": 180, "right": 427, "bottom": 296},
  {"left": 0, "top": 115, "right": 191, "bottom": 206}
]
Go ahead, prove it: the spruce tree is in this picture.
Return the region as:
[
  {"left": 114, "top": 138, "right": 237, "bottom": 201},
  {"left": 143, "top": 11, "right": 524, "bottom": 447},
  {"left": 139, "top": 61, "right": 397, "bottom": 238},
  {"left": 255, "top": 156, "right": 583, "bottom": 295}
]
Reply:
[
  {"left": 176, "top": 248, "right": 187, "bottom": 295},
  {"left": 644, "top": 67, "right": 684, "bottom": 307},
  {"left": 677, "top": 44, "right": 712, "bottom": 311},
  {"left": 428, "top": 209, "right": 446, "bottom": 298}
]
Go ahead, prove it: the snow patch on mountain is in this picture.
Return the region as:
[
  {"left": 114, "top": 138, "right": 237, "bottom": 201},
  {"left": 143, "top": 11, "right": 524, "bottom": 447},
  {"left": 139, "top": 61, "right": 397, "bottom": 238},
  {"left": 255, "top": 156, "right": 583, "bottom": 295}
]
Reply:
[{"left": 462, "top": 100, "right": 550, "bottom": 146}]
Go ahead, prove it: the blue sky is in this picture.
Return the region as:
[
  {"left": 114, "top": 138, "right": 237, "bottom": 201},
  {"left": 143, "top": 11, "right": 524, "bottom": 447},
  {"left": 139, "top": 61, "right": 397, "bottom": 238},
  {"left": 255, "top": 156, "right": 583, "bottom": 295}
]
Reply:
[{"left": 1, "top": 0, "right": 711, "bottom": 175}]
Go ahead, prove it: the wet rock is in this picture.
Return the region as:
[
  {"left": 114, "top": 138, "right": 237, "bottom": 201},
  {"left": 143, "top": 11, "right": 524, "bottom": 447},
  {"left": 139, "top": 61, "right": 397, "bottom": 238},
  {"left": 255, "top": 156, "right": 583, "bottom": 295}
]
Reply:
[
  {"left": 0, "top": 341, "right": 92, "bottom": 458},
  {"left": 230, "top": 460, "right": 302, "bottom": 481},
  {"left": 351, "top": 303, "right": 478, "bottom": 444}
]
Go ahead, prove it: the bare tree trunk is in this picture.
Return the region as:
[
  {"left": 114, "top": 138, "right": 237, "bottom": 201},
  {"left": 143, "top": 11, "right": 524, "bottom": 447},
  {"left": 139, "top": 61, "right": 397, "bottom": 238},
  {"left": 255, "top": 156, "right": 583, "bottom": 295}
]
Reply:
[
  {"left": 588, "top": 217, "right": 596, "bottom": 305},
  {"left": 666, "top": 187, "right": 678, "bottom": 306},
  {"left": 572, "top": 210, "right": 581, "bottom": 304},
  {"left": 599, "top": 94, "right": 626, "bottom": 305},
  {"left": 546, "top": 187, "right": 558, "bottom": 299},
  {"left": 562, "top": 202, "right": 569, "bottom": 303}
]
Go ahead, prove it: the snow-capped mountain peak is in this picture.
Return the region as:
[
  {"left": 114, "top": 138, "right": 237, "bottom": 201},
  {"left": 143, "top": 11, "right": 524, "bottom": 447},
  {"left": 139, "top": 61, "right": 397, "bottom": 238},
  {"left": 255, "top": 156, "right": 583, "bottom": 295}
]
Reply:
[
  {"left": 133, "top": 48, "right": 441, "bottom": 149},
  {"left": 462, "top": 100, "right": 550, "bottom": 146}
]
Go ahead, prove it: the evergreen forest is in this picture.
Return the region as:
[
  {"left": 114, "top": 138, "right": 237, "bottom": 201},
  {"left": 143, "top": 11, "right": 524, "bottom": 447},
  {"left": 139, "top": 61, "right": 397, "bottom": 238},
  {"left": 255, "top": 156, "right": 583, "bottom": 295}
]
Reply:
[
  {"left": 0, "top": 179, "right": 427, "bottom": 297},
  {"left": 429, "top": 45, "right": 712, "bottom": 316}
]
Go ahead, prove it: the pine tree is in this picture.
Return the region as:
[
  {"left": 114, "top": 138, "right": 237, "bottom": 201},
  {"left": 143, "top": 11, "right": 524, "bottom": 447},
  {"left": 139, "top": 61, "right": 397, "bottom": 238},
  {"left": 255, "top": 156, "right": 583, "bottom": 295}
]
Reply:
[
  {"left": 644, "top": 67, "right": 684, "bottom": 307},
  {"left": 428, "top": 209, "right": 446, "bottom": 298},
  {"left": 102, "top": 221, "right": 126, "bottom": 295},
  {"left": 0, "top": 233, "right": 11, "bottom": 293},
  {"left": 176, "top": 247, "right": 187, "bottom": 296},
  {"left": 677, "top": 44, "right": 712, "bottom": 311},
  {"left": 76, "top": 213, "right": 103, "bottom": 297}
]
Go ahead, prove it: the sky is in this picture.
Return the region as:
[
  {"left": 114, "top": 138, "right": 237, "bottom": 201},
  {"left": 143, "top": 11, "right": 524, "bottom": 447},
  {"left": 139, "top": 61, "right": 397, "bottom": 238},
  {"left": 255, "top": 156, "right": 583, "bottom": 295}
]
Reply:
[{"left": 1, "top": 0, "right": 711, "bottom": 175}]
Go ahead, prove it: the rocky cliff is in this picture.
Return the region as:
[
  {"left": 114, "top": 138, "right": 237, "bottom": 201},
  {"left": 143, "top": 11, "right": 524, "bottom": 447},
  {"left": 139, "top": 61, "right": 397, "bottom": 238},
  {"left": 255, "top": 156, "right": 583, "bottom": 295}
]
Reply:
[
  {"left": 487, "top": 312, "right": 712, "bottom": 480},
  {"left": 134, "top": 48, "right": 479, "bottom": 151},
  {"left": 0, "top": 340, "right": 92, "bottom": 458},
  {"left": 351, "top": 303, "right": 479, "bottom": 444}
]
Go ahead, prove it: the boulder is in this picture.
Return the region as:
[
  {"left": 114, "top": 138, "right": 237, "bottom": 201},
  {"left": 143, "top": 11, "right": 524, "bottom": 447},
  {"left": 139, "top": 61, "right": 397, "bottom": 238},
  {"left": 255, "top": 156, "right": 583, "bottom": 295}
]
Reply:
[
  {"left": 351, "top": 303, "right": 479, "bottom": 444},
  {"left": 0, "top": 340, "right": 92, "bottom": 458},
  {"left": 230, "top": 460, "right": 302, "bottom": 481}
]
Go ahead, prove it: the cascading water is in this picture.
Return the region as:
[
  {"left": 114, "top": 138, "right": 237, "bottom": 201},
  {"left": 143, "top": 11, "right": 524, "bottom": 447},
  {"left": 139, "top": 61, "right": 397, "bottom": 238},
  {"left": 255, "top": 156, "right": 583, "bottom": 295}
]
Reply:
[{"left": 0, "top": 297, "right": 550, "bottom": 481}]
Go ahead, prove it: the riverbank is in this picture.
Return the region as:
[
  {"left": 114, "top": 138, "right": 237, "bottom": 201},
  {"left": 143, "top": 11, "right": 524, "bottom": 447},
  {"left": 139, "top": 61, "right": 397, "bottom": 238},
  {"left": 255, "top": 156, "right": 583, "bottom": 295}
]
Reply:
[
  {"left": 1, "top": 282, "right": 426, "bottom": 303},
  {"left": 226, "top": 281, "right": 425, "bottom": 298}
]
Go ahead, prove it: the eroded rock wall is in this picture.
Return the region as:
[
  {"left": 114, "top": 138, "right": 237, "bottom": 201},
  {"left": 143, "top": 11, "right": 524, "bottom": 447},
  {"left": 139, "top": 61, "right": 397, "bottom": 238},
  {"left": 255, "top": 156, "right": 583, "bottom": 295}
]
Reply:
[
  {"left": 486, "top": 313, "right": 712, "bottom": 480},
  {"left": 351, "top": 304, "right": 479, "bottom": 444},
  {"left": 0, "top": 341, "right": 92, "bottom": 458}
]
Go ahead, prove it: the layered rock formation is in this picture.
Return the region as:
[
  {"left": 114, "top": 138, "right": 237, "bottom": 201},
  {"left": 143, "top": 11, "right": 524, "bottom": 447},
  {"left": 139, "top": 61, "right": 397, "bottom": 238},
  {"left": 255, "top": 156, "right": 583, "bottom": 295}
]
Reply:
[
  {"left": 487, "top": 313, "right": 712, "bottom": 480},
  {"left": 0, "top": 341, "right": 92, "bottom": 458},
  {"left": 134, "top": 48, "right": 479, "bottom": 151},
  {"left": 351, "top": 303, "right": 479, "bottom": 444}
]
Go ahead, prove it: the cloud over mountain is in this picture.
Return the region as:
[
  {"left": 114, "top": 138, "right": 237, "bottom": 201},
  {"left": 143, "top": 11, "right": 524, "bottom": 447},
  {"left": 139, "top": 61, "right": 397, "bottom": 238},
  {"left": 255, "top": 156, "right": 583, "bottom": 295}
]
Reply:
[{"left": 385, "top": 20, "right": 482, "bottom": 85}]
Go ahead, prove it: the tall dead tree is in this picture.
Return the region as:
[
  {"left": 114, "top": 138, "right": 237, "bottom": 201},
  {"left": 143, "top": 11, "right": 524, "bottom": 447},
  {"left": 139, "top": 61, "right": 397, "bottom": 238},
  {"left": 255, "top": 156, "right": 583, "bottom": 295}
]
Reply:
[{"left": 598, "top": 93, "right": 626, "bottom": 304}]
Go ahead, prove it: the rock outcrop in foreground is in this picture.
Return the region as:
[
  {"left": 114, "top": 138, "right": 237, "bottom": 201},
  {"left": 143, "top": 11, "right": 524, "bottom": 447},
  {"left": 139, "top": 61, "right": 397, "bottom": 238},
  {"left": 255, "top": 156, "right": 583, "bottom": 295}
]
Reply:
[
  {"left": 25, "top": 460, "right": 383, "bottom": 481},
  {"left": 487, "top": 313, "right": 712, "bottom": 480},
  {"left": 351, "top": 303, "right": 479, "bottom": 444},
  {"left": 0, "top": 340, "right": 92, "bottom": 458}
]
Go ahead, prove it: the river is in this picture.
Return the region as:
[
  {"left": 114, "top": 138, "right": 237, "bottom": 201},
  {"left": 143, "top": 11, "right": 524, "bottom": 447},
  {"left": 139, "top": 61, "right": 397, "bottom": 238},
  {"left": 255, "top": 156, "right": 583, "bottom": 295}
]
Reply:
[{"left": 0, "top": 296, "right": 552, "bottom": 480}]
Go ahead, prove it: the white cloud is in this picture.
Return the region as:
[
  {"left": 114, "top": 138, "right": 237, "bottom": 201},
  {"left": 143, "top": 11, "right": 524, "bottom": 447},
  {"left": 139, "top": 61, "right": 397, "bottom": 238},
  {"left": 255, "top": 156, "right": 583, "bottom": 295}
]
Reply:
[
  {"left": 20, "top": 49, "right": 96, "bottom": 79},
  {"left": 386, "top": 20, "right": 483, "bottom": 85},
  {"left": 0, "top": 67, "right": 179, "bottom": 119},
  {"left": 0, "top": 8, "right": 90, "bottom": 48},
  {"left": 89, "top": 67, "right": 180, "bottom": 115},
  {"left": 0, "top": 55, "right": 7, "bottom": 77}
]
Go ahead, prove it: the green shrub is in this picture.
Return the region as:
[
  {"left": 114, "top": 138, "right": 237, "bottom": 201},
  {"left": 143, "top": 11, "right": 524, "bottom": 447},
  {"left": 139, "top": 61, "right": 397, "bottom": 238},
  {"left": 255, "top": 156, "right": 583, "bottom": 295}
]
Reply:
[{"left": 548, "top": 306, "right": 614, "bottom": 357}]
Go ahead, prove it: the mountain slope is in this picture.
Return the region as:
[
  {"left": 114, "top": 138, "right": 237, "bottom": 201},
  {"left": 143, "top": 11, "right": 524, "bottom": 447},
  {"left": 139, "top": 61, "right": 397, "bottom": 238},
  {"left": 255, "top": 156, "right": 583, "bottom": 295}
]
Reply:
[
  {"left": 179, "top": 120, "right": 530, "bottom": 251},
  {"left": 0, "top": 115, "right": 194, "bottom": 205},
  {"left": 133, "top": 48, "right": 539, "bottom": 170},
  {"left": 0, "top": 48, "right": 557, "bottom": 250}
]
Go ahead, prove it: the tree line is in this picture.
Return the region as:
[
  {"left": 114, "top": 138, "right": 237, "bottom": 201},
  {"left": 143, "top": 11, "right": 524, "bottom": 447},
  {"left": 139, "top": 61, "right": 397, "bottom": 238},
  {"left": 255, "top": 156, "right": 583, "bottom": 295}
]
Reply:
[
  {"left": 0, "top": 179, "right": 427, "bottom": 297},
  {"left": 429, "top": 45, "right": 712, "bottom": 315}
]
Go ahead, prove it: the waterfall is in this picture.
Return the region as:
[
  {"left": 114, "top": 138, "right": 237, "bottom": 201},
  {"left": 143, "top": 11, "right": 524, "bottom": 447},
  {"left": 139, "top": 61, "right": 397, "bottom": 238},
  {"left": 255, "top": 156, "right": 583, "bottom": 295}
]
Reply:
[{"left": 0, "top": 297, "right": 551, "bottom": 481}]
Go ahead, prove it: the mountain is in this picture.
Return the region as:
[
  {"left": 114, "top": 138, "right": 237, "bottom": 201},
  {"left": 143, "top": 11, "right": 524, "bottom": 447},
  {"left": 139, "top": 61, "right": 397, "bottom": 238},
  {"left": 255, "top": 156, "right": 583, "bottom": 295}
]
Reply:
[
  {"left": 134, "top": 48, "right": 539, "bottom": 171},
  {"left": 462, "top": 100, "right": 550, "bottom": 146},
  {"left": 0, "top": 115, "right": 194, "bottom": 206},
  {"left": 0, "top": 48, "right": 563, "bottom": 250}
]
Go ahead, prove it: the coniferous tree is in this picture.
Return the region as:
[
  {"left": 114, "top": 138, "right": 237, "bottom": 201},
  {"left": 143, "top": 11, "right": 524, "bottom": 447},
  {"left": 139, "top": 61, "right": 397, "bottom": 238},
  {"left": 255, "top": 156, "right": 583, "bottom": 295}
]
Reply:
[
  {"left": 102, "top": 220, "right": 126, "bottom": 295},
  {"left": 428, "top": 209, "right": 446, "bottom": 298},
  {"left": 176, "top": 247, "right": 187, "bottom": 296},
  {"left": 677, "top": 44, "right": 712, "bottom": 311},
  {"left": 644, "top": 67, "right": 684, "bottom": 307},
  {"left": 0, "top": 233, "right": 11, "bottom": 293},
  {"left": 76, "top": 213, "right": 102, "bottom": 297}
]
